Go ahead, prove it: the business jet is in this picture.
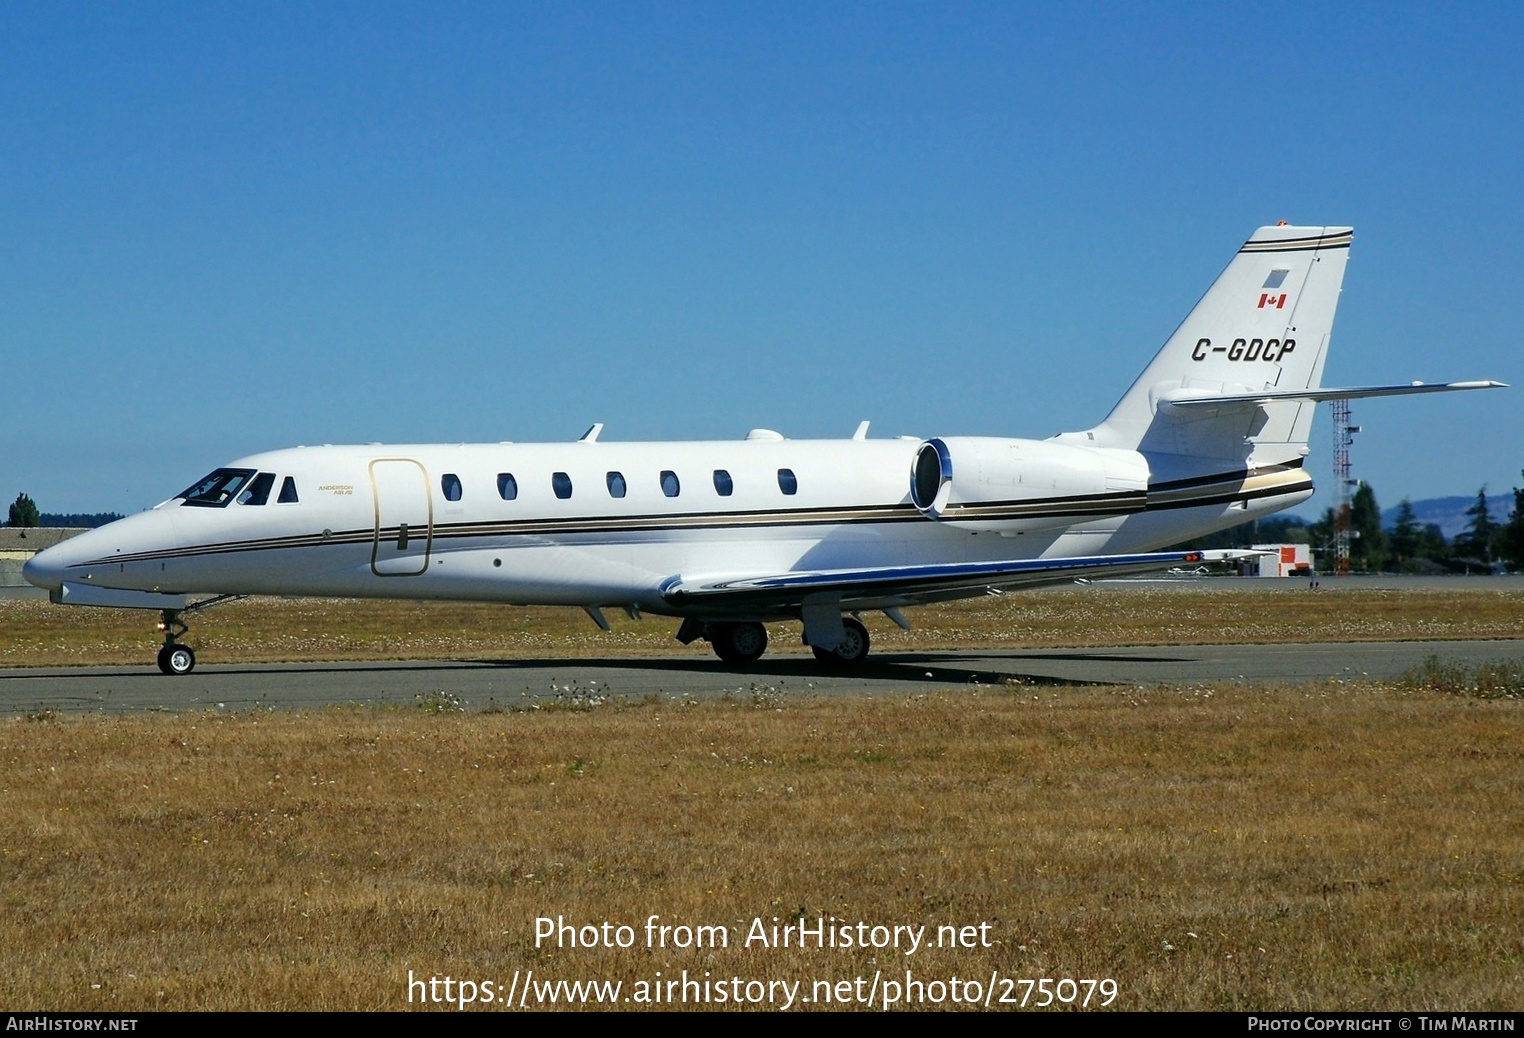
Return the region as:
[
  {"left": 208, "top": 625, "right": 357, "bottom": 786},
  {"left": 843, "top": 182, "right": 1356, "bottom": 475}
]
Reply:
[{"left": 23, "top": 224, "right": 1502, "bottom": 675}]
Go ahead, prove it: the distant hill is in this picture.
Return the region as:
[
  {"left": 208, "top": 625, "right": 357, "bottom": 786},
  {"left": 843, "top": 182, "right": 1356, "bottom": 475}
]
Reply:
[{"left": 1379, "top": 496, "right": 1512, "bottom": 540}]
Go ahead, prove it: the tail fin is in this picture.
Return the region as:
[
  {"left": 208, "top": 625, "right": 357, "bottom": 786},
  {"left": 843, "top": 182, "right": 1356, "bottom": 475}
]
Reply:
[{"left": 1074, "top": 225, "right": 1352, "bottom": 469}]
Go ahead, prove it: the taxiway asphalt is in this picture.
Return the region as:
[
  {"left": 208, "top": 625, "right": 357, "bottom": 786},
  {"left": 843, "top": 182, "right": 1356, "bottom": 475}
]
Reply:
[{"left": 3, "top": 639, "right": 1522, "bottom": 714}]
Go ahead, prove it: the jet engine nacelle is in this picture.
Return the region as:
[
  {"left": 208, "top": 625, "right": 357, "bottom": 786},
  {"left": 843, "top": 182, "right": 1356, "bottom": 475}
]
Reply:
[{"left": 909, "top": 436, "right": 1150, "bottom": 532}]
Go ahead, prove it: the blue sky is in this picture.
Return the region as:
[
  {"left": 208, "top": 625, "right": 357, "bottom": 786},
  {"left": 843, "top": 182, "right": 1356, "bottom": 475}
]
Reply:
[{"left": 3, "top": 2, "right": 1520, "bottom": 515}]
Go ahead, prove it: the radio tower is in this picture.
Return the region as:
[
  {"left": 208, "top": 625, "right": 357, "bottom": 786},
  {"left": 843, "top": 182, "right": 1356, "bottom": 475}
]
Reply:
[{"left": 1331, "top": 399, "right": 1357, "bottom": 575}]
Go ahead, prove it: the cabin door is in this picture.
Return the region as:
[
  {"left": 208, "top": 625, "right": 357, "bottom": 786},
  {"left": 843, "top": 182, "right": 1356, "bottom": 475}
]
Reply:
[{"left": 369, "top": 458, "right": 433, "bottom": 576}]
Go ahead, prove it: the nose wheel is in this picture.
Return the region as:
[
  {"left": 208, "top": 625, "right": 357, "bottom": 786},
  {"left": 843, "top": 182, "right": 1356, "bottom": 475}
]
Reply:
[{"left": 157, "top": 642, "right": 196, "bottom": 675}]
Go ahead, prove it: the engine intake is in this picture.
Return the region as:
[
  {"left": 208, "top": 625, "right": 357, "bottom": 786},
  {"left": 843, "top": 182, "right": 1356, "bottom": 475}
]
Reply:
[
  {"left": 911, "top": 438, "right": 955, "bottom": 515},
  {"left": 909, "top": 436, "right": 1149, "bottom": 533}
]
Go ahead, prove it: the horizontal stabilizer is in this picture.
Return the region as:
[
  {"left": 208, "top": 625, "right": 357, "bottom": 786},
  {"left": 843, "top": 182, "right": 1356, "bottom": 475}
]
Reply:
[{"left": 1159, "top": 380, "right": 1506, "bottom": 413}]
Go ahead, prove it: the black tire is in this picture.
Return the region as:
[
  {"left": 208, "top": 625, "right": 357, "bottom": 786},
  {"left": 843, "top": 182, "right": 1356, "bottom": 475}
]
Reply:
[
  {"left": 711, "top": 622, "right": 768, "bottom": 664},
  {"left": 810, "top": 616, "right": 870, "bottom": 666},
  {"left": 157, "top": 643, "right": 196, "bottom": 676}
]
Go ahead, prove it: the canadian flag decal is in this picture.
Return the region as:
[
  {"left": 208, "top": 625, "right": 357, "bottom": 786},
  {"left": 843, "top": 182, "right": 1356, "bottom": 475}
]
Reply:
[{"left": 1258, "top": 292, "right": 1287, "bottom": 309}]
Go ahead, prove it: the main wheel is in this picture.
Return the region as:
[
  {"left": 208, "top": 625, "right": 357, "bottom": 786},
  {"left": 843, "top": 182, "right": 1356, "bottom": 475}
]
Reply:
[
  {"left": 157, "top": 643, "right": 196, "bottom": 676},
  {"left": 710, "top": 622, "right": 768, "bottom": 664},
  {"left": 810, "top": 616, "right": 870, "bottom": 666}
]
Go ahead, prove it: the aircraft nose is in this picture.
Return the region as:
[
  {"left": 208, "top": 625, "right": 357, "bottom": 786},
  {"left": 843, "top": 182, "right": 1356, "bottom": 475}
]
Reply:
[
  {"left": 23, "top": 509, "right": 181, "bottom": 591},
  {"left": 22, "top": 542, "right": 68, "bottom": 591},
  {"left": 21, "top": 514, "right": 168, "bottom": 592}
]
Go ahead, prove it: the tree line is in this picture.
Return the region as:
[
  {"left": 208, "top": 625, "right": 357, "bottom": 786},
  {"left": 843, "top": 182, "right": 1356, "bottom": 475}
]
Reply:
[
  {"left": 1184, "top": 477, "right": 1524, "bottom": 574},
  {"left": 7, "top": 493, "right": 124, "bottom": 530}
]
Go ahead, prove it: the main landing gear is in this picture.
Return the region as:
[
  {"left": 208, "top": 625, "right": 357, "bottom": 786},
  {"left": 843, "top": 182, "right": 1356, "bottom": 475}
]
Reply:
[
  {"left": 709, "top": 621, "right": 769, "bottom": 664},
  {"left": 680, "top": 617, "right": 871, "bottom": 667},
  {"left": 152, "top": 595, "right": 244, "bottom": 675},
  {"left": 810, "top": 616, "right": 870, "bottom": 666}
]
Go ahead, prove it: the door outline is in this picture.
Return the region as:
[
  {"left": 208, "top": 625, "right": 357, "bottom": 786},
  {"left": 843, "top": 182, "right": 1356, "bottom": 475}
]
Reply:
[{"left": 370, "top": 458, "right": 433, "bottom": 576}]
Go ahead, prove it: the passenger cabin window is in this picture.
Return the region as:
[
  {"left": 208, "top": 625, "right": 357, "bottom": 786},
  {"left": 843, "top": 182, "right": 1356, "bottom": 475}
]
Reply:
[
  {"left": 777, "top": 468, "right": 798, "bottom": 495},
  {"left": 497, "top": 473, "right": 518, "bottom": 501},
  {"left": 278, "top": 476, "right": 299, "bottom": 503},
  {"left": 238, "top": 472, "right": 276, "bottom": 506},
  {"left": 660, "top": 470, "right": 680, "bottom": 498},
  {"left": 606, "top": 472, "right": 627, "bottom": 498},
  {"left": 713, "top": 469, "right": 733, "bottom": 497},
  {"left": 552, "top": 472, "right": 573, "bottom": 499},
  {"left": 441, "top": 473, "right": 463, "bottom": 502},
  {"left": 179, "top": 468, "right": 256, "bottom": 508}
]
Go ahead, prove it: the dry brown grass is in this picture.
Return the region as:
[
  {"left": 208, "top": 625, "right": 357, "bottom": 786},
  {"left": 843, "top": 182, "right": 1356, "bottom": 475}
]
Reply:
[
  {"left": 2, "top": 680, "right": 1521, "bottom": 1011},
  {"left": 3, "top": 583, "right": 1524, "bottom": 669}
]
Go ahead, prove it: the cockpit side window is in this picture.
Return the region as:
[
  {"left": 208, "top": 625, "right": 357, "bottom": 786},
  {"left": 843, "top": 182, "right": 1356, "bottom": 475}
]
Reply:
[
  {"left": 278, "top": 477, "right": 299, "bottom": 503},
  {"left": 238, "top": 472, "right": 276, "bottom": 506},
  {"left": 179, "top": 468, "right": 257, "bottom": 508}
]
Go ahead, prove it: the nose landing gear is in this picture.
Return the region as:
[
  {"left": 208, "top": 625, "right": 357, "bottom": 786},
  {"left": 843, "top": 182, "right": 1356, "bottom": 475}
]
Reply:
[
  {"left": 151, "top": 595, "right": 244, "bottom": 675},
  {"left": 156, "top": 609, "right": 195, "bottom": 675}
]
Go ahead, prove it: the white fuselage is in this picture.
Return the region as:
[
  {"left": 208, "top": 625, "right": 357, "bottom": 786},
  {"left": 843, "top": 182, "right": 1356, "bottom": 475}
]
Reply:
[{"left": 25, "top": 435, "right": 1311, "bottom": 619}]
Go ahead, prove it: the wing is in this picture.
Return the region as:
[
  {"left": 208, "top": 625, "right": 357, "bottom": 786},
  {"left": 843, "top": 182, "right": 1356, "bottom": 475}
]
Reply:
[{"left": 659, "top": 549, "right": 1256, "bottom": 616}]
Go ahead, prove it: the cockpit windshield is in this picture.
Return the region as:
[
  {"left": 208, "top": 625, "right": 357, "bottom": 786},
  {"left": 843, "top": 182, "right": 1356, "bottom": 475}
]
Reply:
[
  {"left": 177, "top": 468, "right": 258, "bottom": 508},
  {"left": 238, "top": 472, "right": 276, "bottom": 506}
]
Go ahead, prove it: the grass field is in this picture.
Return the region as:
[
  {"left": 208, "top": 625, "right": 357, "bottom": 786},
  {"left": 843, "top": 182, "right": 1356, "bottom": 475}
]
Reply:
[
  {"left": 4, "top": 583, "right": 1524, "bottom": 668},
  {"left": 2, "top": 586, "right": 1522, "bottom": 1011}
]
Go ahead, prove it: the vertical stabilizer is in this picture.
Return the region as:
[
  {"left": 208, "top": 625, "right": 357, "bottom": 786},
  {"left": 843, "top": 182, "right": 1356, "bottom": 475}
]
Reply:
[{"left": 1071, "top": 225, "right": 1352, "bottom": 471}]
